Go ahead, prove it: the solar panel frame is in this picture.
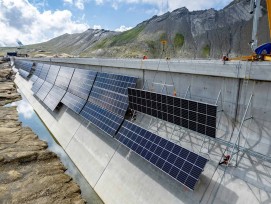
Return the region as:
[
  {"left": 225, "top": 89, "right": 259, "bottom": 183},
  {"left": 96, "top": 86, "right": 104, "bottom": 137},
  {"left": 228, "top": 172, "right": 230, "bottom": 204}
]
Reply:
[
  {"left": 54, "top": 66, "right": 74, "bottom": 90},
  {"left": 128, "top": 88, "right": 217, "bottom": 138},
  {"left": 45, "top": 65, "right": 60, "bottom": 84},
  {"left": 43, "top": 85, "right": 66, "bottom": 111},
  {"left": 61, "top": 92, "right": 86, "bottom": 114},
  {"left": 115, "top": 120, "right": 208, "bottom": 190},
  {"left": 68, "top": 69, "right": 97, "bottom": 100},
  {"left": 35, "top": 81, "right": 53, "bottom": 101},
  {"left": 80, "top": 102, "right": 123, "bottom": 137}
]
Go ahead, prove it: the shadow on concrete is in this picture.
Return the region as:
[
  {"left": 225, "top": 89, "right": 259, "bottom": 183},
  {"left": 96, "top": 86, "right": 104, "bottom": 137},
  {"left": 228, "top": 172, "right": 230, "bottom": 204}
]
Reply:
[{"left": 116, "top": 144, "right": 239, "bottom": 204}]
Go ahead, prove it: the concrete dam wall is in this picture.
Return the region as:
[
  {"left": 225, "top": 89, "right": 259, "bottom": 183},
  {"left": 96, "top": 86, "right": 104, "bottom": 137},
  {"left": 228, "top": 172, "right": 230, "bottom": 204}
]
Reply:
[{"left": 14, "top": 58, "right": 271, "bottom": 204}]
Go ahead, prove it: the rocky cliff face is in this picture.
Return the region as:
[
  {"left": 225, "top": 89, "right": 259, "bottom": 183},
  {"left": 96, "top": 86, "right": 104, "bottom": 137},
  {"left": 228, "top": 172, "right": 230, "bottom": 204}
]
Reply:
[{"left": 24, "top": 0, "right": 270, "bottom": 58}]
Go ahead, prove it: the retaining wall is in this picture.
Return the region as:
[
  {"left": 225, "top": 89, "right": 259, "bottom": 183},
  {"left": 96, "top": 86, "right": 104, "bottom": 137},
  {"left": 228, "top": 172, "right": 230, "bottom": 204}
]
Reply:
[{"left": 14, "top": 58, "right": 271, "bottom": 204}]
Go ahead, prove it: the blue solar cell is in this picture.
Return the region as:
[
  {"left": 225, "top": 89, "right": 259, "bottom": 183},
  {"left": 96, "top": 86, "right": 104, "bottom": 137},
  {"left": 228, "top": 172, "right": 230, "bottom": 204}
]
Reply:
[
  {"left": 55, "top": 66, "right": 74, "bottom": 90},
  {"left": 179, "top": 148, "right": 189, "bottom": 159},
  {"left": 80, "top": 102, "right": 123, "bottom": 137},
  {"left": 190, "top": 166, "right": 202, "bottom": 179},
  {"left": 32, "top": 78, "right": 44, "bottom": 93},
  {"left": 154, "top": 146, "right": 163, "bottom": 156},
  {"left": 195, "top": 157, "right": 208, "bottom": 169},
  {"left": 167, "top": 153, "right": 177, "bottom": 164},
  {"left": 177, "top": 172, "right": 188, "bottom": 184},
  {"left": 160, "top": 150, "right": 170, "bottom": 160},
  {"left": 68, "top": 69, "right": 97, "bottom": 100},
  {"left": 185, "top": 176, "right": 197, "bottom": 190},
  {"left": 162, "top": 162, "right": 172, "bottom": 172},
  {"left": 169, "top": 166, "right": 179, "bottom": 178},
  {"left": 172, "top": 145, "right": 182, "bottom": 156},
  {"left": 145, "top": 152, "right": 153, "bottom": 160},
  {"left": 19, "top": 69, "right": 30, "bottom": 78},
  {"left": 39, "top": 64, "right": 50, "bottom": 80},
  {"left": 35, "top": 81, "right": 53, "bottom": 101},
  {"left": 141, "top": 149, "right": 148, "bottom": 157},
  {"left": 182, "top": 162, "right": 193, "bottom": 174},
  {"left": 88, "top": 86, "right": 129, "bottom": 117},
  {"left": 156, "top": 158, "right": 165, "bottom": 168},
  {"left": 187, "top": 152, "right": 198, "bottom": 163},
  {"left": 174, "top": 157, "right": 185, "bottom": 169},
  {"left": 45, "top": 65, "right": 60, "bottom": 84},
  {"left": 165, "top": 142, "right": 174, "bottom": 151},
  {"left": 61, "top": 92, "right": 86, "bottom": 114},
  {"left": 136, "top": 146, "right": 143, "bottom": 154},
  {"left": 150, "top": 154, "right": 159, "bottom": 164}
]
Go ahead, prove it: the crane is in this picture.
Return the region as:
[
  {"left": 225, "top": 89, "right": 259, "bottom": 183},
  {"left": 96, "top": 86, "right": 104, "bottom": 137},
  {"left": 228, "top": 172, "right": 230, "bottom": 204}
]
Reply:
[{"left": 228, "top": 0, "right": 271, "bottom": 61}]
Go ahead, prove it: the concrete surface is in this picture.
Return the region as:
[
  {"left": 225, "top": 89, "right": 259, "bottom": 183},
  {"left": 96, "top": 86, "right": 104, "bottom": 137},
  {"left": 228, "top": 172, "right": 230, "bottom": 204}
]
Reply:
[{"left": 14, "top": 58, "right": 271, "bottom": 204}]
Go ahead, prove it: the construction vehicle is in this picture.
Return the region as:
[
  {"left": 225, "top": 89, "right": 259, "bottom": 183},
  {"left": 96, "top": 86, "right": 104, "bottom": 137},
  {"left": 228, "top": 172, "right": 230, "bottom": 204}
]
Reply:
[{"left": 229, "top": 0, "right": 271, "bottom": 61}]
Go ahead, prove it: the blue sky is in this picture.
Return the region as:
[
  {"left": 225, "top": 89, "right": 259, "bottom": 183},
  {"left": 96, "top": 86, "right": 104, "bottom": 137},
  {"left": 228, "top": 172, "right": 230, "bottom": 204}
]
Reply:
[{"left": 0, "top": 0, "right": 233, "bottom": 46}]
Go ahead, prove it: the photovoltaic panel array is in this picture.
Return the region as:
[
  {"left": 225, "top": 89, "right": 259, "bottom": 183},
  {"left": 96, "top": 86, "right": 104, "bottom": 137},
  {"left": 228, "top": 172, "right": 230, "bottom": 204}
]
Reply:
[
  {"left": 30, "top": 63, "right": 43, "bottom": 82},
  {"left": 31, "top": 78, "right": 44, "bottom": 93},
  {"left": 45, "top": 65, "right": 60, "bottom": 84},
  {"left": 61, "top": 92, "right": 86, "bottom": 114},
  {"left": 67, "top": 69, "right": 97, "bottom": 100},
  {"left": 94, "top": 72, "right": 137, "bottom": 95},
  {"left": 43, "top": 86, "right": 66, "bottom": 111},
  {"left": 128, "top": 88, "right": 217, "bottom": 138},
  {"left": 88, "top": 87, "right": 129, "bottom": 117},
  {"left": 80, "top": 102, "right": 123, "bottom": 137},
  {"left": 54, "top": 67, "right": 74, "bottom": 90},
  {"left": 16, "top": 61, "right": 33, "bottom": 78},
  {"left": 115, "top": 120, "right": 208, "bottom": 190},
  {"left": 89, "top": 72, "right": 137, "bottom": 117},
  {"left": 35, "top": 81, "right": 53, "bottom": 101}
]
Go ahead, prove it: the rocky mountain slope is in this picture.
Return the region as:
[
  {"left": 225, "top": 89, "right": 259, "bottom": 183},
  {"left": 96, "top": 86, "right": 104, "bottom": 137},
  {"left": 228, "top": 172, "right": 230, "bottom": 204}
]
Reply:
[{"left": 12, "top": 0, "right": 271, "bottom": 58}]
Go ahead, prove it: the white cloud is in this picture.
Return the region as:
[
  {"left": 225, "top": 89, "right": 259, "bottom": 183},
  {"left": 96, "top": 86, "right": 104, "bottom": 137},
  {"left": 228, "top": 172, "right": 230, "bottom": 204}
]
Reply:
[
  {"left": 63, "top": 0, "right": 73, "bottom": 4},
  {"left": 93, "top": 24, "right": 102, "bottom": 29},
  {"left": 94, "top": 0, "right": 233, "bottom": 13},
  {"left": 0, "top": 0, "right": 89, "bottom": 46},
  {"left": 115, "top": 25, "right": 132, "bottom": 32},
  {"left": 95, "top": 0, "right": 103, "bottom": 5}
]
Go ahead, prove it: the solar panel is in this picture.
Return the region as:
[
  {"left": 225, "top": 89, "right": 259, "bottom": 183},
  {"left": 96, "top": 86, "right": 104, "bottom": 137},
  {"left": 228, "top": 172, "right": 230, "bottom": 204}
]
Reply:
[
  {"left": 94, "top": 72, "right": 137, "bottom": 95},
  {"left": 115, "top": 120, "right": 208, "bottom": 190},
  {"left": 39, "top": 64, "right": 50, "bottom": 80},
  {"left": 45, "top": 65, "right": 60, "bottom": 84},
  {"left": 18, "top": 69, "right": 30, "bottom": 78},
  {"left": 88, "top": 86, "right": 129, "bottom": 117},
  {"left": 31, "top": 78, "right": 44, "bottom": 93},
  {"left": 35, "top": 81, "right": 53, "bottom": 101},
  {"left": 55, "top": 66, "right": 74, "bottom": 90},
  {"left": 80, "top": 102, "right": 123, "bottom": 137},
  {"left": 30, "top": 63, "right": 43, "bottom": 82},
  {"left": 61, "top": 92, "right": 86, "bottom": 114},
  {"left": 68, "top": 69, "right": 97, "bottom": 100},
  {"left": 128, "top": 88, "right": 217, "bottom": 138},
  {"left": 16, "top": 61, "right": 33, "bottom": 73},
  {"left": 43, "top": 86, "right": 66, "bottom": 111}
]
